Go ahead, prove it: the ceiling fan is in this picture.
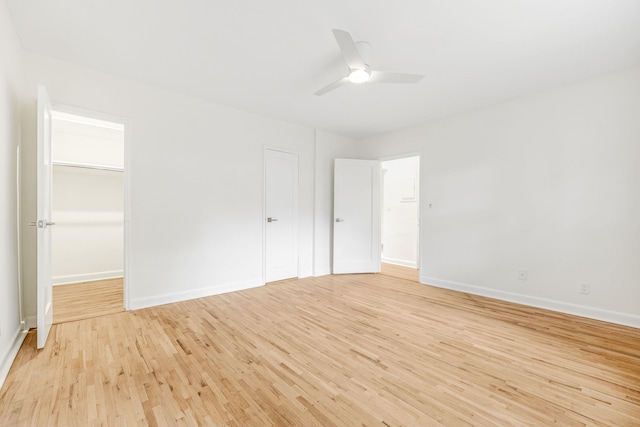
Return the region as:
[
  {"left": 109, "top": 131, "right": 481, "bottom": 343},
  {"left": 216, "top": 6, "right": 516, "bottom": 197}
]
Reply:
[{"left": 314, "top": 29, "right": 425, "bottom": 96}]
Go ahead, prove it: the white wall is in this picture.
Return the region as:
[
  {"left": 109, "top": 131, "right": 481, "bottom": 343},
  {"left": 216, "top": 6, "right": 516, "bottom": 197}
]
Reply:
[
  {"left": 314, "top": 130, "right": 358, "bottom": 276},
  {"left": 0, "top": 0, "right": 25, "bottom": 388},
  {"left": 20, "top": 51, "right": 318, "bottom": 313},
  {"left": 381, "top": 156, "right": 420, "bottom": 268},
  {"left": 358, "top": 66, "right": 640, "bottom": 327},
  {"left": 52, "top": 167, "right": 124, "bottom": 284}
]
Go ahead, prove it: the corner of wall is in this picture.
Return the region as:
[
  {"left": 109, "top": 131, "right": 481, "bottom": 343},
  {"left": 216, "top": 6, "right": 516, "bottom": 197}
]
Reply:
[
  {"left": 0, "top": 0, "right": 28, "bottom": 391},
  {"left": 0, "top": 327, "right": 28, "bottom": 390}
]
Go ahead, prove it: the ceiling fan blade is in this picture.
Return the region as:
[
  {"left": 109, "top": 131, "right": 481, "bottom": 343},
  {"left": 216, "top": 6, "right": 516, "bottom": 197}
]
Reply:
[
  {"left": 314, "top": 77, "right": 350, "bottom": 96},
  {"left": 332, "top": 29, "right": 366, "bottom": 70},
  {"left": 368, "top": 71, "right": 425, "bottom": 84}
]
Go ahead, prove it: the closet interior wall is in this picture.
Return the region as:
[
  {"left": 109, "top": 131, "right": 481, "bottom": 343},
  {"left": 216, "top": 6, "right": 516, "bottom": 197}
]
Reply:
[{"left": 51, "top": 112, "right": 124, "bottom": 286}]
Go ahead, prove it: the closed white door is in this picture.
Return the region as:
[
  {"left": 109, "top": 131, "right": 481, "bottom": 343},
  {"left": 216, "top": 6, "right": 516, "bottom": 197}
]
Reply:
[
  {"left": 333, "top": 159, "right": 381, "bottom": 274},
  {"left": 36, "top": 85, "right": 54, "bottom": 349},
  {"left": 264, "top": 149, "right": 299, "bottom": 282}
]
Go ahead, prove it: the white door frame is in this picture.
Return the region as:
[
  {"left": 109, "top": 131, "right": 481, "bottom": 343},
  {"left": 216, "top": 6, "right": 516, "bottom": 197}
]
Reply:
[
  {"left": 262, "top": 146, "right": 300, "bottom": 284},
  {"left": 378, "top": 152, "right": 422, "bottom": 275},
  {"left": 52, "top": 103, "right": 132, "bottom": 309}
]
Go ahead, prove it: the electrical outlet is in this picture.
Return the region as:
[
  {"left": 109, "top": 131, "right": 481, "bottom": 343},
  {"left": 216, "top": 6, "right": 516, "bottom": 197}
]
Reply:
[
  {"left": 580, "top": 282, "right": 590, "bottom": 294},
  {"left": 518, "top": 270, "right": 527, "bottom": 281}
]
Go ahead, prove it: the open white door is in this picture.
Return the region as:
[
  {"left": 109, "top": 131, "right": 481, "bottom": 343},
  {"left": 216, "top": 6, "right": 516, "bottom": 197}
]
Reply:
[
  {"left": 36, "top": 85, "right": 54, "bottom": 349},
  {"left": 333, "top": 159, "right": 381, "bottom": 274},
  {"left": 264, "top": 149, "right": 299, "bottom": 282}
]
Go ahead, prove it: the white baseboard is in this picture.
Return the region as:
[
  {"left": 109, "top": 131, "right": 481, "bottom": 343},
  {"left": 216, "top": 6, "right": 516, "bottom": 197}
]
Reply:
[
  {"left": 382, "top": 257, "right": 417, "bottom": 268},
  {"left": 421, "top": 276, "right": 640, "bottom": 329},
  {"left": 129, "top": 279, "right": 263, "bottom": 310},
  {"left": 53, "top": 270, "right": 124, "bottom": 285},
  {"left": 314, "top": 268, "right": 332, "bottom": 277},
  {"left": 0, "top": 326, "right": 28, "bottom": 390}
]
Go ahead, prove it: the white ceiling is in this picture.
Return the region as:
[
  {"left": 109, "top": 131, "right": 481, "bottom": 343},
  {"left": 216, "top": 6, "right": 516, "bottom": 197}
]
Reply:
[{"left": 6, "top": 0, "right": 640, "bottom": 139}]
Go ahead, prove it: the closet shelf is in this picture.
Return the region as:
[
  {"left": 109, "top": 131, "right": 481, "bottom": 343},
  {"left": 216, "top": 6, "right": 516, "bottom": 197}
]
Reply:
[{"left": 52, "top": 160, "right": 123, "bottom": 172}]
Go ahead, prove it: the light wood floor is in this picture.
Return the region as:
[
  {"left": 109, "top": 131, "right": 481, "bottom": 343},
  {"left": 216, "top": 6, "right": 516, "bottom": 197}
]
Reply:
[
  {"left": 2, "top": 274, "right": 639, "bottom": 426},
  {"left": 381, "top": 262, "right": 419, "bottom": 282},
  {"left": 53, "top": 278, "right": 124, "bottom": 324}
]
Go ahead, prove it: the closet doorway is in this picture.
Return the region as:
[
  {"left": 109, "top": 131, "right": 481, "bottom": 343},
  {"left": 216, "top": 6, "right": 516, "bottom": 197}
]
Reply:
[
  {"left": 380, "top": 156, "right": 420, "bottom": 282},
  {"left": 50, "top": 110, "right": 126, "bottom": 324}
]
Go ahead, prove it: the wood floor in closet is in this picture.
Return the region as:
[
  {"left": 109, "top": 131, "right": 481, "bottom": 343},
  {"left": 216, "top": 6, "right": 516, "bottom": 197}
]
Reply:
[
  {"left": 380, "top": 262, "right": 419, "bottom": 282},
  {"left": 1, "top": 273, "right": 639, "bottom": 426},
  {"left": 53, "top": 278, "right": 124, "bottom": 324}
]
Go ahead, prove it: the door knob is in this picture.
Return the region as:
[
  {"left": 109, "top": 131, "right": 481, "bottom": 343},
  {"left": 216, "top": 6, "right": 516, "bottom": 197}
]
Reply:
[
  {"left": 335, "top": 218, "right": 345, "bottom": 222},
  {"left": 267, "top": 217, "right": 278, "bottom": 222},
  {"left": 28, "top": 220, "right": 56, "bottom": 228}
]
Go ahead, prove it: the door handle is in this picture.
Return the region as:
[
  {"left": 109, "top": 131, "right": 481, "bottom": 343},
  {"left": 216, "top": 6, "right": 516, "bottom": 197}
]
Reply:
[
  {"left": 335, "top": 218, "right": 345, "bottom": 222},
  {"left": 267, "top": 217, "right": 278, "bottom": 222},
  {"left": 28, "top": 220, "right": 56, "bottom": 228}
]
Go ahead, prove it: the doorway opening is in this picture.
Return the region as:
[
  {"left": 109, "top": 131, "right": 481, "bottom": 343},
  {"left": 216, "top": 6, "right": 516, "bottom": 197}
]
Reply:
[
  {"left": 50, "top": 110, "right": 126, "bottom": 323},
  {"left": 380, "top": 155, "right": 420, "bottom": 282}
]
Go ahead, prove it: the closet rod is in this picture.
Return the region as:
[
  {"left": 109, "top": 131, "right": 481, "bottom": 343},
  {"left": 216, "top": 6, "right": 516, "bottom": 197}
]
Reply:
[{"left": 52, "top": 160, "right": 123, "bottom": 172}]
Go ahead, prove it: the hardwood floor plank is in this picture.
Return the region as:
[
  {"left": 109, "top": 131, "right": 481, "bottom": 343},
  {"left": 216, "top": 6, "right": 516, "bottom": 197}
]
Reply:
[
  {"left": 2, "top": 274, "right": 639, "bottom": 426},
  {"left": 53, "top": 278, "right": 124, "bottom": 324},
  {"left": 380, "top": 262, "right": 418, "bottom": 282}
]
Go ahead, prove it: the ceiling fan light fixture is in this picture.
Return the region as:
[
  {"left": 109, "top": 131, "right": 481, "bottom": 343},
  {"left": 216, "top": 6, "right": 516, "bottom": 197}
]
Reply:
[
  {"left": 348, "top": 68, "right": 370, "bottom": 84},
  {"left": 314, "top": 29, "right": 424, "bottom": 95}
]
